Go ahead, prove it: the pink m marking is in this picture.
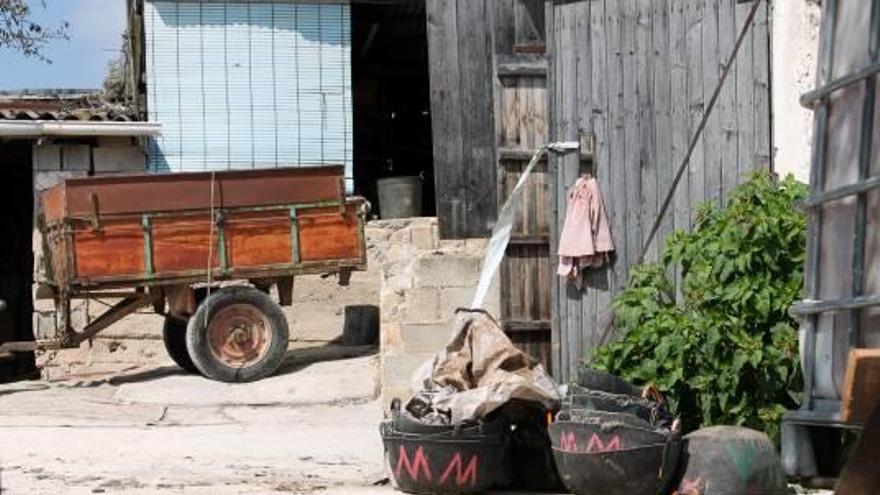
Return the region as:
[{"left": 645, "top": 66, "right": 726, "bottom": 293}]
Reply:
[
  {"left": 586, "top": 433, "right": 620, "bottom": 453},
  {"left": 439, "top": 452, "right": 478, "bottom": 487},
  {"left": 396, "top": 445, "right": 432, "bottom": 482}
]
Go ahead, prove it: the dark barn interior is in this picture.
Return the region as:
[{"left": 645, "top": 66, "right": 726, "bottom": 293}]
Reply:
[
  {"left": 351, "top": 0, "right": 434, "bottom": 217},
  {"left": 0, "top": 142, "right": 36, "bottom": 381}
]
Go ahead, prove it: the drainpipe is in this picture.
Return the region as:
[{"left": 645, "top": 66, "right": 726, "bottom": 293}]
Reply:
[{"left": 0, "top": 120, "right": 162, "bottom": 137}]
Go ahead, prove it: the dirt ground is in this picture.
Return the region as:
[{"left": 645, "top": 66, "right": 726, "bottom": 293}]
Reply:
[
  {"left": 0, "top": 343, "right": 390, "bottom": 494},
  {"left": 1, "top": 270, "right": 395, "bottom": 494},
  {"left": 0, "top": 270, "right": 836, "bottom": 494}
]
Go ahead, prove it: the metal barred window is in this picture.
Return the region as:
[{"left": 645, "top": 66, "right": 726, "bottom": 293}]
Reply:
[{"left": 143, "top": 0, "right": 353, "bottom": 191}]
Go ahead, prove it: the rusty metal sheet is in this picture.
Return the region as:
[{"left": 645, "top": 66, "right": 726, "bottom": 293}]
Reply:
[{"left": 42, "top": 166, "right": 346, "bottom": 223}]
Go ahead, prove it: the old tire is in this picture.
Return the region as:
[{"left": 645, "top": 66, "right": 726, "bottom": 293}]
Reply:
[
  {"left": 186, "top": 286, "right": 289, "bottom": 383},
  {"left": 162, "top": 317, "right": 199, "bottom": 373}
]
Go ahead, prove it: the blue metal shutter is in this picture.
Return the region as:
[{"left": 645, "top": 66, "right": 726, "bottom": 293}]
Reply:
[{"left": 144, "top": 1, "right": 353, "bottom": 190}]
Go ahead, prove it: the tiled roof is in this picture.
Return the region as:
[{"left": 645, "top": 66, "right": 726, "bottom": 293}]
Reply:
[{"left": 0, "top": 90, "right": 136, "bottom": 122}]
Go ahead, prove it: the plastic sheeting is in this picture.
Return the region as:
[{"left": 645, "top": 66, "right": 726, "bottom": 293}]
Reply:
[{"left": 408, "top": 309, "right": 561, "bottom": 425}]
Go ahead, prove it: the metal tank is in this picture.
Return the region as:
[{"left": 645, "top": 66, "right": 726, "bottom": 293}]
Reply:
[{"left": 782, "top": 0, "right": 880, "bottom": 477}]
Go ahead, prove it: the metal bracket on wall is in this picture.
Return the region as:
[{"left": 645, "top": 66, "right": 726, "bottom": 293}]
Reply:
[
  {"left": 90, "top": 193, "right": 101, "bottom": 231},
  {"left": 579, "top": 132, "right": 595, "bottom": 161}
]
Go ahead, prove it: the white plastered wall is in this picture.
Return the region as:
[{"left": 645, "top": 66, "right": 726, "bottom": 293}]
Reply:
[{"left": 771, "top": 0, "right": 822, "bottom": 182}]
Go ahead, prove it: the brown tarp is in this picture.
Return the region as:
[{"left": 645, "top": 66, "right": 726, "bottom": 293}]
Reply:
[{"left": 410, "top": 310, "right": 560, "bottom": 424}]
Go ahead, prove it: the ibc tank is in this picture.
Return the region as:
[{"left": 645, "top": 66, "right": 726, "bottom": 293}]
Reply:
[{"left": 783, "top": 0, "right": 880, "bottom": 477}]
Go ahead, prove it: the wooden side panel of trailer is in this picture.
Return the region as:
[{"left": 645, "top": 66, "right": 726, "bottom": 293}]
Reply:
[{"left": 41, "top": 167, "right": 366, "bottom": 289}]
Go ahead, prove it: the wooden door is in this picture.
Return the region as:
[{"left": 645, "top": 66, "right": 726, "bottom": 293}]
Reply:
[
  {"left": 547, "top": 0, "right": 773, "bottom": 381},
  {"left": 493, "top": 0, "right": 555, "bottom": 372}
]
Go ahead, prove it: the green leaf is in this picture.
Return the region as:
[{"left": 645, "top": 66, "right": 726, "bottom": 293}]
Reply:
[{"left": 591, "top": 172, "right": 806, "bottom": 442}]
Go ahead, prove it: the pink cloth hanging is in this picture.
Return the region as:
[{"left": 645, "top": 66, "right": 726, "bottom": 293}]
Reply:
[{"left": 557, "top": 176, "right": 614, "bottom": 278}]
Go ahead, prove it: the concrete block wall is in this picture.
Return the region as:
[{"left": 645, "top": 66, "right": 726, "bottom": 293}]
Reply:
[
  {"left": 373, "top": 217, "right": 499, "bottom": 405},
  {"left": 31, "top": 139, "right": 147, "bottom": 341}
]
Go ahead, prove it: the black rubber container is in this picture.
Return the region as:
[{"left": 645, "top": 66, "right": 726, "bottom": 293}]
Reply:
[
  {"left": 548, "top": 413, "right": 681, "bottom": 495},
  {"left": 381, "top": 420, "right": 511, "bottom": 494},
  {"left": 672, "top": 426, "right": 788, "bottom": 495},
  {"left": 509, "top": 421, "right": 567, "bottom": 493},
  {"left": 565, "top": 385, "right": 674, "bottom": 428},
  {"left": 576, "top": 367, "right": 644, "bottom": 397}
]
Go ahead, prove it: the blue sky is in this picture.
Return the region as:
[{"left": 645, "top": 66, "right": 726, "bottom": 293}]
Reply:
[{"left": 0, "top": 0, "right": 126, "bottom": 90}]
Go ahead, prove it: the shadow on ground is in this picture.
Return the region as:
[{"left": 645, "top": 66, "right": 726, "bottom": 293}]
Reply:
[{"left": 101, "top": 343, "right": 378, "bottom": 386}]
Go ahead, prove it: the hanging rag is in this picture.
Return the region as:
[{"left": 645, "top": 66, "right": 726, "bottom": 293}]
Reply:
[{"left": 557, "top": 175, "right": 614, "bottom": 279}]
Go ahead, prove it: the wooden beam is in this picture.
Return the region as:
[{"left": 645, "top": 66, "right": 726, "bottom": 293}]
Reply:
[
  {"left": 505, "top": 319, "right": 552, "bottom": 332},
  {"left": 508, "top": 234, "right": 550, "bottom": 245},
  {"left": 841, "top": 349, "right": 880, "bottom": 424},
  {"left": 496, "top": 61, "right": 548, "bottom": 77},
  {"left": 836, "top": 400, "right": 880, "bottom": 494}
]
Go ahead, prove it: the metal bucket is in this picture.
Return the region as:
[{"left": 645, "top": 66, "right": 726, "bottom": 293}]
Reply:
[{"left": 377, "top": 176, "right": 423, "bottom": 219}]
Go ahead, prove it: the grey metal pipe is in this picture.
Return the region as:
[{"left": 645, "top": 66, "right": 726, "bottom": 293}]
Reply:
[{"left": 0, "top": 120, "right": 162, "bottom": 137}]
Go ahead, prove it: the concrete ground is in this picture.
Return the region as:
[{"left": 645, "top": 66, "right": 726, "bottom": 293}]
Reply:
[
  {"left": 0, "top": 345, "right": 390, "bottom": 494},
  {"left": 0, "top": 348, "right": 834, "bottom": 495},
  {"left": 3, "top": 266, "right": 400, "bottom": 494},
  {"left": 0, "top": 267, "right": 836, "bottom": 494}
]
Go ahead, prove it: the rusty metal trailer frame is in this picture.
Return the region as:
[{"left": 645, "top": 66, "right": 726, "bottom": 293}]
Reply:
[
  {"left": 0, "top": 196, "right": 368, "bottom": 356},
  {"left": 782, "top": 0, "right": 880, "bottom": 478}
]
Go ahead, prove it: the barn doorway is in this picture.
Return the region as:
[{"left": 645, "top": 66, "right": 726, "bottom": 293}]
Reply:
[
  {"left": 0, "top": 141, "right": 36, "bottom": 381},
  {"left": 351, "top": 0, "right": 434, "bottom": 219}
]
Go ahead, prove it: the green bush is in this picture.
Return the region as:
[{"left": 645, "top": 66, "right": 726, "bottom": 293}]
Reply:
[{"left": 592, "top": 172, "right": 808, "bottom": 440}]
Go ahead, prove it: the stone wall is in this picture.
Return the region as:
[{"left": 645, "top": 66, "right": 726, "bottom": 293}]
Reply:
[{"left": 371, "top": 218, "right": 499, "bottom": 405}]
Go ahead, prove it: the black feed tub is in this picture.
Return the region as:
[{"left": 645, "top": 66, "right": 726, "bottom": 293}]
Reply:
[
  {"left": 576, "top": 368, "right": 644, "bottom": 397},
  {"left": 381, "top": 421, "right": 511, "bottom": 494},
  {"left": 565, "top": 385, "right": 674, "bottom": 428},
  {"left": 549, "top": 413, "right": 680, "bottom": 495},
  {"left": 509, "top": 422, "right": 567, "bottom": 493}
]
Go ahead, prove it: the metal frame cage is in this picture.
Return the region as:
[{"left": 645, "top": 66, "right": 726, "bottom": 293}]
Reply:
[{"left": 782, "top": 0, "right": 880, "bottom": 478}]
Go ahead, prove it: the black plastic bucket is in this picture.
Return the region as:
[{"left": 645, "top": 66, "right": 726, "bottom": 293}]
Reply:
[
  {"left": 552, "top": 441, "right": 681, "bottom": 495},
  {"left": 381, "top": 421, "right": 511, "bottom": 494},
  {"left": 549, "top": 413, "right": 671, "bottom": 453},
  {"left": 493, "top": 400, "right": 566, "bottom": 493},
  {"left": 509, "top": 421, "right": 567, "bottom": 493},
  {"left": 549, "top": 415, "right": 680, "bottom": 495},
  {"left": 565, "top": 385, "right": 674, "bottom": 428},
  {"left": 576, "top": 367, "right": 644, "bottom": 397}
]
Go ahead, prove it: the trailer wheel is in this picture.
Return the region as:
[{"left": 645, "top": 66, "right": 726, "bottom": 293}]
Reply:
[
  {"left": 162, "top": 317, "right": 198, "bottom": 374},
  {"left": 186, "top": 287, "right": 289, "bottom": 382}
]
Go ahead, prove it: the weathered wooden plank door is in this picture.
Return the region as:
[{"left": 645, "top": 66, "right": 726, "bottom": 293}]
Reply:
[
  {"left": 425, "top": 0, "right": 555, "bottom": 371},
  {"left": 493, "top": 0, "right": 555, "bottom": 371},
  {"left": 426, "top": 0, "right": 498, "bottom": 239},
  {"left": 548, "top": 0, "right": 773, "bottom": 382}
]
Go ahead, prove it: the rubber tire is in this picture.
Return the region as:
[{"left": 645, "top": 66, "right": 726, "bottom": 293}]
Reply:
[
  {"left": 162, "top": 316, "right": 199, "bottom": 374},
  {"left": 185, "top": 286, "right": 289, "bottom": 383}
]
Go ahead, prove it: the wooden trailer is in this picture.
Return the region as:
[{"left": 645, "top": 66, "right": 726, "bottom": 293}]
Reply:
[{"left": 0, "top": 166, "right": 368, "bottom": 382}]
